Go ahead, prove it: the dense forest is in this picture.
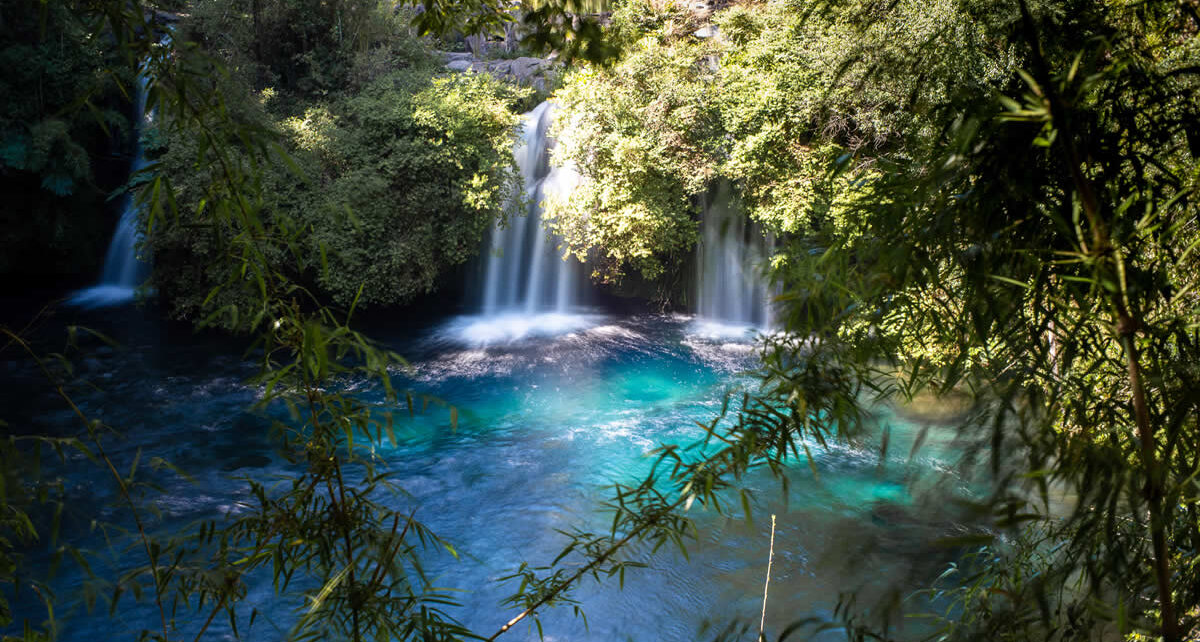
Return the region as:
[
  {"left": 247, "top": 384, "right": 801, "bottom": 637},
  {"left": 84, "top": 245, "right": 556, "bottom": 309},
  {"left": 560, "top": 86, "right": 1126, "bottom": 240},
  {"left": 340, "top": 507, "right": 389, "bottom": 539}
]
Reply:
[{"left": 1, "top": 0, "right": 1199, "bottom": 640}]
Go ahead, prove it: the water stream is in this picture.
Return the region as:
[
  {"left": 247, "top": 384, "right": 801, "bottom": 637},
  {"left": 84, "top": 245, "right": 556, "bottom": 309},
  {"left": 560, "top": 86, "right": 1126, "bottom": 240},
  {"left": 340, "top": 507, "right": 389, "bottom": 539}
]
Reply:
[
  {"left": 470, "top": 102, "right": 589, "bottom": 343},
  {"left": 695, "top": 181, "right": 774, "bottom": 334},
  {"left": 3, "top": 310, "right": 974, "bottom": 641},
  {"left": 69, "top": 76, "right": 151, "bottom": 309}
]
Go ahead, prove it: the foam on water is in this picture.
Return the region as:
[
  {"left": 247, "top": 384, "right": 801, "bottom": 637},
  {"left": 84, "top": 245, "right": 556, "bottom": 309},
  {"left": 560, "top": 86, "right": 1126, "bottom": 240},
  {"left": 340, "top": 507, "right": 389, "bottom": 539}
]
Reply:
[
  {"left": 439, "top": 311, "right": 605, "bottom": 345},
  {"left": 67, "top": 284, "right": 138, "bottom": 309},
  {"left": 687, "top": 317, "right": 763, "bottom": 341}
]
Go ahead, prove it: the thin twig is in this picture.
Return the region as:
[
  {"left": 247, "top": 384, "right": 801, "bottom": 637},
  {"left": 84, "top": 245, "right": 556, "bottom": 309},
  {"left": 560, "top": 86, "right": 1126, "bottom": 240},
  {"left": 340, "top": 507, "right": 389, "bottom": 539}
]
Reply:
[
  {"left": 759, "top": 514, "right": 776, "bottom": 642},
  {"left": 192, "top": 591, "right": 229, "bottom": 642},
  {"left": 366, "top": 509, "right": 417, "bottom": 592},
  {"left": 485, "top": 497, "right": 689, "bottom": 641}
]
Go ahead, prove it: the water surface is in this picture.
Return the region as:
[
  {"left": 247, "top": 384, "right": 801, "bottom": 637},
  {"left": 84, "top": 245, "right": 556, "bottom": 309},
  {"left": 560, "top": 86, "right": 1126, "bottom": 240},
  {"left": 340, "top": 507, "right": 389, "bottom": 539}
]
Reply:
[{"left": 2, "top": 310, "right": 971, "bottom": 641}]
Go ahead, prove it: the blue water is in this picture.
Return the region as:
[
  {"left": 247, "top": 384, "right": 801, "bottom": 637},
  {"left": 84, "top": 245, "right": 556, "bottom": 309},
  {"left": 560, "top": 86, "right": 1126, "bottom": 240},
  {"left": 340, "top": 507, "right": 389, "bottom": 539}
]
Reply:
[{"left": 2, "top": 311, "right": 972, "bottom": 641}]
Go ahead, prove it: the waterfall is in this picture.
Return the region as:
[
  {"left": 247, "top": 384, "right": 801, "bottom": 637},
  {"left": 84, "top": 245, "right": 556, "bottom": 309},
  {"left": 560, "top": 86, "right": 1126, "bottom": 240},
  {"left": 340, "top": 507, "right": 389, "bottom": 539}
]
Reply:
[
  {"left": 449, "top": 101, "right": 595, "bottom": 344},
  {"left": 480, "top": 101, "right": 584, "bottom": 315},
  {"left": 695, "top": 180, "right": 773, "bottom": 329},
  {"left": 70, "top": 75, "right": 151, "bottom": 309}
]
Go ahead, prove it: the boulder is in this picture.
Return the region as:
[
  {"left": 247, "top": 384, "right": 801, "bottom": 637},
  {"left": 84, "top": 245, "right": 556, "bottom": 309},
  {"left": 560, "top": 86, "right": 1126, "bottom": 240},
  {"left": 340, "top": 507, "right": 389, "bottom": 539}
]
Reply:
[
  {"left": 438, "top": 50, "right": 557, "bottom": 91},
  {"left": 509, "top": 57, "right": 545, "bottom": 83}
]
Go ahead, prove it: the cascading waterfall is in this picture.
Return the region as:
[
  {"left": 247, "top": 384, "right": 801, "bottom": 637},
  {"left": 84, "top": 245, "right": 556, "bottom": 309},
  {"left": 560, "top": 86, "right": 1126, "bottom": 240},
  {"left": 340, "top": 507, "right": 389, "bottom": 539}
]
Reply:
[
  {"left": 70, "top": 75, "right": 151, "bottom": 309},
  {"left": 480, "top": 101, "right": 584, "bottom": 315},
  {"left": 695, "top": 180, "right": 774, "bottom": 329},
  {"left": 448, "top": 101, "right": 593, "bottom": 344}
]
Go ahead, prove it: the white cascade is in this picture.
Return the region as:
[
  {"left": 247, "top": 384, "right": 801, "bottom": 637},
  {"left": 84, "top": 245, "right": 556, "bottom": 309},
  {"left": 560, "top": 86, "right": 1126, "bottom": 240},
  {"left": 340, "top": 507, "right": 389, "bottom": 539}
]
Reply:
[
  {"left": 480, "top": 101, "right": 584, "bottom": 315},
  {"left": 70, "top": 75, "right": 151, "bottom": 309},
  {"left": 696, "top": 180, "right": 774, "bottom": 329}
]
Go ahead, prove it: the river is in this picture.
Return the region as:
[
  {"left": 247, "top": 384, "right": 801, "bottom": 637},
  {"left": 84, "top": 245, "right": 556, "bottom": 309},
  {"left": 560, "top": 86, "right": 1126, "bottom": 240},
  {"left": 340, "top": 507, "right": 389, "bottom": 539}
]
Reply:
[{"left": 2, "top": 304, "right": 973, "bottom": 641}]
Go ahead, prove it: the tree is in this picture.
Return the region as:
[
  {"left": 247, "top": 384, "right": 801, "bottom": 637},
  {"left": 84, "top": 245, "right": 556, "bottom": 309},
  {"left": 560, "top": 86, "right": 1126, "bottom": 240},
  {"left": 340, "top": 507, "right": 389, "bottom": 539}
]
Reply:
[
  {"left": 546, "top": 0, "right": 1014, "bottom": 290},
  {"left": 547, "top": 0, "right": 717, "bottom": 285},
  {"left": 753, "top": 0, "right": 1200, "bottom": 639},
  {"left": 0, "top": 0, "right": 137, "bottom": 279}
]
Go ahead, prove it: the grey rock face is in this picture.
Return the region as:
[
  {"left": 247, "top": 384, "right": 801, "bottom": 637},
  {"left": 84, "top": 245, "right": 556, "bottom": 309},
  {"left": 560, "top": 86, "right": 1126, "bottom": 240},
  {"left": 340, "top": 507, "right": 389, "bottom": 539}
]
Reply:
[{"left": 441, "top": 51, "right": 555, "bottom": 92}]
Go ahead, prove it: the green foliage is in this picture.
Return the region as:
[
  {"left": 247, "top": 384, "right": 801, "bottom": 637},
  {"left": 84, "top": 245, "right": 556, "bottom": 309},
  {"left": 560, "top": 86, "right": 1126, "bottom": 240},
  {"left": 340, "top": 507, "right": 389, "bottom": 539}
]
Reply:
[
  {"left": 3, "top": 0, "right": 605, "bottom": 641},
  {"left": 141, "top": 0, "right": 527, "bottom": 319},
  {"left": 0, "top": 0, "right": 135, "bottom": 276},
  {"left": 147, "top": 48, "right": 522, "bottom": 320},
  {"left": 186, "top": 0, "right": 434, "bottom": 96},
  {"left": 549, "top": 0, "right": 1016, "bottom": 283},
  {"left": 713, "top": 0, "right": 1016, "bottom": 235},
  {"left": 216, "top": 304, "right": 477, "bottom": 642},
  {"left": 750, "top": 0, "right": 1200, "bottom": 639},
  {"left": 13, "top": 0, "right": 1199, "bottom": 641},
  {"left": 547, "top": 0, "right": 719, "bottom": 282},
  {"left": 0, "top": 0, "right": 125, "bottom": 196},
  {"left": 303, "top": 72, "right": 522, "bottom": 307},
  {"left": 405, "top": 0, "right": 618, "bottom": 66},
  {"left": 507, "top": 2, "right": 1200, "bottom": 641},
  {"left": 5, "top": 0, "right": 511, "bottom": 636},
  {"left": 0, "top": 433, "right": 62, "bottom": 641}
]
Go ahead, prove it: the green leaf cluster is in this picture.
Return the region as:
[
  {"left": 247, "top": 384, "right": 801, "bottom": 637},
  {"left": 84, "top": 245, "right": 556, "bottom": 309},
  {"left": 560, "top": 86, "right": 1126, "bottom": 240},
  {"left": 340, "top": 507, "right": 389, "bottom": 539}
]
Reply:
[
  {"left": 0, "top": 0, "right": 137, "bottom": 276},
  {"left": 302, "top": 71, "right": 523, "bottom": 307},
  {"left": 750, "top": 1, "right": 1200, "bottom": 639},
  {"left": 548, "top": 0, "right": 1017, "bottom": 284},
  {"left": 145, "top": 32, "right": 524, "bottom": 321}
]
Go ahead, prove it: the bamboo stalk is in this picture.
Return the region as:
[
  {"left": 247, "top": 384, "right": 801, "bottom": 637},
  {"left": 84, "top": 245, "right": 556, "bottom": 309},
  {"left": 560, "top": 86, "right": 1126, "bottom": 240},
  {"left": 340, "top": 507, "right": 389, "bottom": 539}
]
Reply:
[{"left": 759, "top": 514, "right": 777, "bottom": 642}]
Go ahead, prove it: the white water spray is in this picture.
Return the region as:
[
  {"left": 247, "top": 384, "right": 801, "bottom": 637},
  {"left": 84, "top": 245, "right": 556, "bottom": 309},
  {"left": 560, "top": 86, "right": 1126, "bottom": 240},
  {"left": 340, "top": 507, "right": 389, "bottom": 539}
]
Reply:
[
  {"left": 70, "top": 77, "right": 152, "bottom": 308},
  {"left": 481, "top": 102, "right": 584, "bottom": 314},
  {"left": 695, "top": 180, "right": 774, "bottom": 331},
  {"left": 457, "top": 102, "right": 593, "bottom": 344}
]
